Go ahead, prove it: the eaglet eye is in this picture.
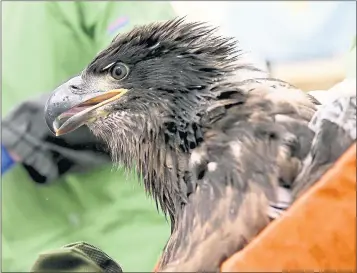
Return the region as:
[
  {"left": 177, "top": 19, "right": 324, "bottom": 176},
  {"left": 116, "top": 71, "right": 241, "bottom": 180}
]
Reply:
[{"left": 110, "top": 62, "right": 130, "bottom": 80}]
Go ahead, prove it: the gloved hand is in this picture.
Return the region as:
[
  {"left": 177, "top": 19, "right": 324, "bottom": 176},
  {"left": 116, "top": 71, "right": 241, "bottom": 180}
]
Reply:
[{"left": 2, "top": 93, "right": 111, "bottom": 184}]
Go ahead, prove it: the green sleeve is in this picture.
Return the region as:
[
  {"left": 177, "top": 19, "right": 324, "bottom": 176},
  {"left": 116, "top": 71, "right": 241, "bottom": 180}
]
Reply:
[
  {"left": 2, "top": 1, "right": 176, "bottom": 115},
  {"left": 2, "top": 1, "right": 103, "bottom": 115}
]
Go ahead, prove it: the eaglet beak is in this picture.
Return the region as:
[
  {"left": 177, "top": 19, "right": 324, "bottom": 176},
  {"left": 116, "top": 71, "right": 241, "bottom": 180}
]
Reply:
[{"left": 44, "top": 76, "right": 128, "bottom": 136}]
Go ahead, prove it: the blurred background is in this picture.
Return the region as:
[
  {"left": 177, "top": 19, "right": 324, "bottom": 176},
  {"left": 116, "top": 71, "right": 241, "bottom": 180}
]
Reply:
[
  {"left": 171, "top": 1, "right": 356, "bottom": 90},
  {"left": 1, "top": 1, "right": 355, "bottom": 272}
]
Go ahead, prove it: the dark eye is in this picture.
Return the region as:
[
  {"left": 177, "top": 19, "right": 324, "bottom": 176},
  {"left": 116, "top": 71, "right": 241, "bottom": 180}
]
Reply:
[{"left": 110, "top": 62, "right": 129, "bottom": 80}]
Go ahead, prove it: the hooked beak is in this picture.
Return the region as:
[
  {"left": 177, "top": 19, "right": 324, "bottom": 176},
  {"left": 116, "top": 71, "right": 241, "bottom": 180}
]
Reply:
[{"left": 44, "top": 76, "right": 128, "bottom": 136}]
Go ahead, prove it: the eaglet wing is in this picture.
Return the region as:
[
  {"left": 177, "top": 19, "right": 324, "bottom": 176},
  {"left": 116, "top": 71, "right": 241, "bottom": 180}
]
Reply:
[{"left": 159, "top": 80, "right": 317, "bottom": 272}]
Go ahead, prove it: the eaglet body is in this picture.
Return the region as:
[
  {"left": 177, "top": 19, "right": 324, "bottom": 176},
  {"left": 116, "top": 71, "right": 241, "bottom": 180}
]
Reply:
[{"left": 43, "top": 18, "right": 356, "bottom": 272}]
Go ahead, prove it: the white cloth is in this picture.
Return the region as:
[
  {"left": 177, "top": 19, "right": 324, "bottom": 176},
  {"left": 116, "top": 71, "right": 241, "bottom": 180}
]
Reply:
[{"left": 269, "top": 78, "right": 356, "bottom": 220}]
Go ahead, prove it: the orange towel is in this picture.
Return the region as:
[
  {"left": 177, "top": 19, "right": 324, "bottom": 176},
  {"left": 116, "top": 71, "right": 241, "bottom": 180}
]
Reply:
[{"left": 221, "top": 143, "right": 356, "bottom": 272}]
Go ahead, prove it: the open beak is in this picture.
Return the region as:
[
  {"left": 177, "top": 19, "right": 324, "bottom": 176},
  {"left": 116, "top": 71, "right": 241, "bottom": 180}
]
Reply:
[{"left": 44, "top": 76, "right": 128, "bottom": 136}]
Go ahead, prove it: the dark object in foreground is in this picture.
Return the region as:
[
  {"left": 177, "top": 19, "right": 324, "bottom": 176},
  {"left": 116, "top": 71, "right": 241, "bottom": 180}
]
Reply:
[
  {"left": 44, "top": 18, "right": 355, "bottom": 271},
  {"left": 31, "top": 242, "right": 122, "bottom": 272},
  {"left": 2, "top": 93, "right": 110, "bottom": 183}
]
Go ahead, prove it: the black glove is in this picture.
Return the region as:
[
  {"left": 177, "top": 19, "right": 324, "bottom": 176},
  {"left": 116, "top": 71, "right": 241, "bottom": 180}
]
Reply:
[{"left": 2, "top": 93, "right": 111, "bottom": 184}]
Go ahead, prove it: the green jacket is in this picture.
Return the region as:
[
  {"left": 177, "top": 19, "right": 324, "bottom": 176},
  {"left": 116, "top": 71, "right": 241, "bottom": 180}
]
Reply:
[{"left": 2, "top": 2, "right": 174, "bottom": 271}]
